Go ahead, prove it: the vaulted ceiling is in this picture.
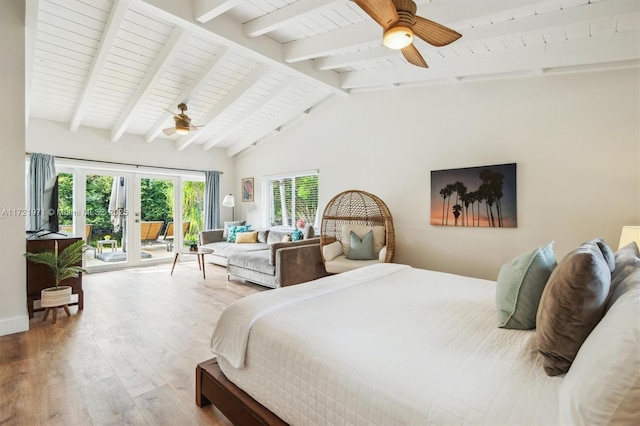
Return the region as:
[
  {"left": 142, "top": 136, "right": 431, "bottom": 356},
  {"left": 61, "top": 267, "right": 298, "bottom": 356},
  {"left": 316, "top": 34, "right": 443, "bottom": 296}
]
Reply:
[{"left": 27, "top": 0, "right": 640, "bottom": 156}]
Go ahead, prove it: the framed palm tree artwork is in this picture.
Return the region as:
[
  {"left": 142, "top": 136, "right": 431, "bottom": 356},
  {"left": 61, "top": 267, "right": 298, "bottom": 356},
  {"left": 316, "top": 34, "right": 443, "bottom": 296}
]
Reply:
[{"left": 431, "top": 163, "right": 517, "bottom": 228}]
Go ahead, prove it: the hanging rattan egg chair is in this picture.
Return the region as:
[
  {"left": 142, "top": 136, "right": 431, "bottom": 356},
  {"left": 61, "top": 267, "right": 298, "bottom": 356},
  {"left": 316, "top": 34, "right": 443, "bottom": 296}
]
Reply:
[{"left": 320, "top": 190, "right": 395, "bottom": 273}]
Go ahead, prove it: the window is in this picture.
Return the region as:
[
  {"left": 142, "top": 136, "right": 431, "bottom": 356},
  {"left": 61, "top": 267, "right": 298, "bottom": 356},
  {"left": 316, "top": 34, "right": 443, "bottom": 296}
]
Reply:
[{"left": 263, "top": 170, "right": 319, "bottom": 230}]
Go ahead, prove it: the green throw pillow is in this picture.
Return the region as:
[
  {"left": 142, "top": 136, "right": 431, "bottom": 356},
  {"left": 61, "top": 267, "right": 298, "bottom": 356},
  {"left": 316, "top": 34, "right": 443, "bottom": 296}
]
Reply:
[
  {"left": 346, "top": 230, "right": 375, "bottom": 260},
  {"left": 495, "top": 242, "right": 557, "bottom": 330},
  {"left": 227, "top": 225, "right": 251, "bottom": 243}
]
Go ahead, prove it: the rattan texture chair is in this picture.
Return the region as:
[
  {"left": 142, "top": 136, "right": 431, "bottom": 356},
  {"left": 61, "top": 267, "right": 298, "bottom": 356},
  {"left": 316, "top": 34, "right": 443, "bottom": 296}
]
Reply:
[{"left": 320, "top": 190, "right": 395, "bottom": 265}]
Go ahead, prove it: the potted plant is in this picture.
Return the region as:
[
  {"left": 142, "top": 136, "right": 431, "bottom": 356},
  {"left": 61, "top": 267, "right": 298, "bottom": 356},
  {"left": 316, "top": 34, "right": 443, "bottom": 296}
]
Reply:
[
  {"left": 24, "top": 240, "right": 86, "bottom": 308},
  {"left": 185, "top": 234, "right": 198, "bottom": 252}
]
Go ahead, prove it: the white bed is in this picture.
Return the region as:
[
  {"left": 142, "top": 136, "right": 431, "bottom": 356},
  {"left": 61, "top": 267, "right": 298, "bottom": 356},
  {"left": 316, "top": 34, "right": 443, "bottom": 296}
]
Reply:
[
  {"left": 204, "top": 241, "right": 640, "bottom": 425},
  {"left": 211, "top": 263, "right": 565, "bottom": 425}
]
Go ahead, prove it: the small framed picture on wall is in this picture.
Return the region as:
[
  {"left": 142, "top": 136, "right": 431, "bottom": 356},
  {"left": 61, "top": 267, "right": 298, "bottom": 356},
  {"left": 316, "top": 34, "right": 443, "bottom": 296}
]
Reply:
[{"left": 241, "top": 177, "right": 254, "bottom": 202}]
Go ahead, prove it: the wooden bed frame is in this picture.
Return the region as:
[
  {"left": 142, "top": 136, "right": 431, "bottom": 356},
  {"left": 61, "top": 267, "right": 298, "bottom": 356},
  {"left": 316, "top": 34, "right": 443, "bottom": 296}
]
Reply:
[{"left": 196, "top": 357, "right": 288, "bottom": 426}]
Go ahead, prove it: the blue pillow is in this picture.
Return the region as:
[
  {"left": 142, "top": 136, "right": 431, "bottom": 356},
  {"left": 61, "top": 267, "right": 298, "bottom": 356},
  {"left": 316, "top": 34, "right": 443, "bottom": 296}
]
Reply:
[
  {"left": 495, "top": 242, "right": 557, "bottom": 330},
  {"left": 291, "top": 230, "right": 304, "bottom": 241},
  {"left": 346, "top": 230, "right": 375, "bottom": 260},
  {"left": 227, "top": 225, "right": 251, "bottom": 243}
]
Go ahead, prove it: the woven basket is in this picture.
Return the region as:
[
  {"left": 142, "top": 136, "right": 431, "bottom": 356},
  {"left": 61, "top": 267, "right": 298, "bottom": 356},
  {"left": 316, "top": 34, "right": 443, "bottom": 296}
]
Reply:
[{"left": 40, "top": 286, "right": 72, "bottom": 308}]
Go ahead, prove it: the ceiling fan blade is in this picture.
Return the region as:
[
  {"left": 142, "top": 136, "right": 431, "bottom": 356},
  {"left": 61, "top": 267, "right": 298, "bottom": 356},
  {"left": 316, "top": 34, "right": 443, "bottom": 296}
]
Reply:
[
  {"left": 354, "top": 0, "right": 399, "bottom": 30},
  {"left": 413, "top": 16, "right": 462, "bottom": 47},
  {"left": 163, "top": 127, "right": 176, "bottom": 136},
  {"left": 401, "top": 43, "right": 428, "bottom": 68}
]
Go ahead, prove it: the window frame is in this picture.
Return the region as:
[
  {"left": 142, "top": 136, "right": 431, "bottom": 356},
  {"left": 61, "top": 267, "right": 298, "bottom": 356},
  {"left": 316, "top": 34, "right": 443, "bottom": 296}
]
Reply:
[{"left": 261, "top": 169, "right": 319, "bottom": 230}]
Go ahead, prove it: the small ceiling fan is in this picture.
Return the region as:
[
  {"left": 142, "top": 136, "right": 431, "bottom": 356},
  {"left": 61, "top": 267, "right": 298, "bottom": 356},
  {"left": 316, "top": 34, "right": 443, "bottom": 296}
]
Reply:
[
  {"left": 354, "top": 0, "right": 462, "bottom": 68},
  {"left": 163, "top": 103, "right": 201, "bottom": 136}
]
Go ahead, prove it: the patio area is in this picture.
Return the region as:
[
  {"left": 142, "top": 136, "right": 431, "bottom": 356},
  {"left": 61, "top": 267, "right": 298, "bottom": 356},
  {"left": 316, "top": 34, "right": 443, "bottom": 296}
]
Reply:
[{"left": 83, "top": 241, "right": 176, "bottom": 267}]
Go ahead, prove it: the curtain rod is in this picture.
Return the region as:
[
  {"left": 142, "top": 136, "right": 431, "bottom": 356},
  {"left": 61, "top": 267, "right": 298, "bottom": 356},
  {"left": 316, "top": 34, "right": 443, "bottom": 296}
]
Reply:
[{"left": 25, "top": 152, "right": 223, "bottom": 174}]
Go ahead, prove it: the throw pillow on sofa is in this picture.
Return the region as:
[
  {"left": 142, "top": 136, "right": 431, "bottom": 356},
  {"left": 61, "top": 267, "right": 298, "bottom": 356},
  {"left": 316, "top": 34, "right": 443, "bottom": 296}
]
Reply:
[
  {"left": 227, "top": 225, "right": 251, "bottom": 243},
  {"left": 223, "top": 221, "right": 245, "bottom": 239},
  {"left": 291, "top": 230, "right": 304, "bottom": 241},
  {"left": 236, "top": 231, "right": 258, "bottom": 244}
]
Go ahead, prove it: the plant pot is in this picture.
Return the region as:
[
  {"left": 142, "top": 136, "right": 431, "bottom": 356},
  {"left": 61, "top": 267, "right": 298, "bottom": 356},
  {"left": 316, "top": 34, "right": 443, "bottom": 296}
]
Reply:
[
  {"left": 189, "top": 244, "right": 198, "bottom": 252},
  {"left": 41, "top": 286, "right": 72, "bottom": 308}
]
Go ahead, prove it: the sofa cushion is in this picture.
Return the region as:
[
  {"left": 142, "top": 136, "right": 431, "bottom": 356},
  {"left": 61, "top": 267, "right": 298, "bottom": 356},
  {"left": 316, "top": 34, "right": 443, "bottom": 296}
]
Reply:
[
  {"left": 291, "top": 230, "right": 304, "bottom": 241},
  {"left": 223, "top": 221, "right": 245, "bottom": 239},
  {"left": 227, "top": 225, "right": 251, "bottom": 243},
  {"left": 201, "top": 241, "right": 267, "bottom": 259},
  {"left": 323, "top": 241, "right": 343, "bottom": 261},
  {"left": 236, "top": 231, "right": 258, "bottom": 243},
  {"left": 228, "top": 251, "right": 275, "bottom": 276},
  {"left": 257, "top": 229, "right": 269, "bottom": 243},
  {"left": 267, "top": 230, "right": 292, "bottom": 244},
  {"left": 324, "top": 254, "right": 381, "bottom": 274}
]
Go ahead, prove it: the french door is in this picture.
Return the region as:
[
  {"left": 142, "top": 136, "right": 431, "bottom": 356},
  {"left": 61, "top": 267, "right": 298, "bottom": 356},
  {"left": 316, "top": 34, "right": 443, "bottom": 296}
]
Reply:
[{"left": 57, "top": 165, "right": 195, "bottom": 273}]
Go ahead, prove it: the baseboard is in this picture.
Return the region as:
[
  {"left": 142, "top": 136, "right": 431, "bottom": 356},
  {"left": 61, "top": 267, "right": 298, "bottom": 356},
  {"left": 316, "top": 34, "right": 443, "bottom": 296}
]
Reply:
[{"left": 0, "top": 315, "right": 29, "bottom": 337}]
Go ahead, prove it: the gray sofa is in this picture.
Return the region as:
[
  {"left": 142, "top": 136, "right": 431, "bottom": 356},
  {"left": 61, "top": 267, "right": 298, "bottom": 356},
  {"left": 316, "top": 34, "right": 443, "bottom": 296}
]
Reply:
[{"left": 199, "top": 224, "right": 328, "bottom": 288}]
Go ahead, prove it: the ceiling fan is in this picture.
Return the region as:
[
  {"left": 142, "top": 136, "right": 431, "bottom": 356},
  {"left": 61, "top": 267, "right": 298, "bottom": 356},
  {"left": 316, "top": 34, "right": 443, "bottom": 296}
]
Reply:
[
  {"left": 354, "top": 0, "right": 462, "bottom": 68},
  {"left": 162, "top": 103, "right": 201, "bottom": 136}
]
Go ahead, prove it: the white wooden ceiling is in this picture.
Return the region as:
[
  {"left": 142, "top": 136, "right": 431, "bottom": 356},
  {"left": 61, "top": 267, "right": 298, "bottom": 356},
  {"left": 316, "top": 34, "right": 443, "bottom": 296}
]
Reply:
[{"left": 27, "top": 0, "right": 640, "bottom": 156}]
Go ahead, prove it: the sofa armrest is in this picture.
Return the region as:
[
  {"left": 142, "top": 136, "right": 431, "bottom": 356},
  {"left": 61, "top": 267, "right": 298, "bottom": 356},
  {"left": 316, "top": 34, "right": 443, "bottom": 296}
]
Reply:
[
  {"left": 276, "top": 243, "right": 328, "bottom": 287},
  {"left": 269, "top": 237, "right": 321, "bottom": 265},
  {"left": 199, "top": 229, "right": 224, "bottom": 245}
]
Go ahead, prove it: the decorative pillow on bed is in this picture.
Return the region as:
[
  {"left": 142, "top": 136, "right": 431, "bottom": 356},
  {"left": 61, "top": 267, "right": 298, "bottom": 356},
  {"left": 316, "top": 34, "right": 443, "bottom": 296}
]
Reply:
[
  {"left": 495, "top": 242, "right": 557, "bottom": 330},
  {"left": 235, "top": 231, "right": 258, "bottom": 244},
  {"left": 606, "top": 242, "right": 640, "bottom": 311},
  {"left": 585, "top": 237, "right": 616, "bottom": 272},
  {"left": 227, "top": 225, "right": 251, "bottom": 243},
  {"left": 346, "top": 230, "right": 375, "bottom": 260},
  {"left": 558, "top": 268, "right": 640, "bottom": 425},
  {"left": 535, "top": 242, "right": 612, "bottom": 376}
]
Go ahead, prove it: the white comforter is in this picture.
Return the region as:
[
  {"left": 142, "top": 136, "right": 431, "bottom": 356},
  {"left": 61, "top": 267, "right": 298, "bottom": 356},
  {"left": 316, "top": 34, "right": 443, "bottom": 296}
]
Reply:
[{"left": 211, "top": 263, "right": 562, "bottom": 425}]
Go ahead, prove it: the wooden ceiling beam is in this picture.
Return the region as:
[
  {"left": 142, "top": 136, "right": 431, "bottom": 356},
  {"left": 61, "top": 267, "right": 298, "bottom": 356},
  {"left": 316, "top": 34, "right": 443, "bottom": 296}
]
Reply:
[
  {"left": 244, "top": 0, "right": 346, "bottom": 37},
  {"left": 226, "top": 88, "right": 330, "bottom": 157},
  {"left": 110, "top": 26, "right": 190, "bottom": 142},
  {"left": 175, "top": 63, "right": 271, "bottom": 151},
  {"left": 70, "top": 0, "right": 130, "bottom": 132},
  {"left": 145, "top": 46, "right": 232, "bottom": 143},
  {"left": 194, "top": 0, "right": 239, "bottom": 23}
]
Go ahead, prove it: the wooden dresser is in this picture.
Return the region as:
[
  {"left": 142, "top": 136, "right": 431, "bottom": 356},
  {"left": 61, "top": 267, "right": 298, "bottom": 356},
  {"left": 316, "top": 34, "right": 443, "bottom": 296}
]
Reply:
[{"left": 25, "top": 233, "right": 83, "bottom": 318}]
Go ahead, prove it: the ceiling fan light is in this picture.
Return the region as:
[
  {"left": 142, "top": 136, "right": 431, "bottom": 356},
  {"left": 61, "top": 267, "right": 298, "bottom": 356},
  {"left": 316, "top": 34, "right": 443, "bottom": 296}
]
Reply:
[
  {"left": 175, "top": 126, "right": 189, "bottom": 135},
  {"left": 383, "top": 25, "right": 414, "bottom": 49}
]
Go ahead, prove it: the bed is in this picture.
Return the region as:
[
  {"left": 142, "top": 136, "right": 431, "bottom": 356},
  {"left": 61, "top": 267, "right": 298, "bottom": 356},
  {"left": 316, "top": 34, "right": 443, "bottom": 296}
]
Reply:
[{"left": 197, "top": 242, "right": 640, "bottom": 426}]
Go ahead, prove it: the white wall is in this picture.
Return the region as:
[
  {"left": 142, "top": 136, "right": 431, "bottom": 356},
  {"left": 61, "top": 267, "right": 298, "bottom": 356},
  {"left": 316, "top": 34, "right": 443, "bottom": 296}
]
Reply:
[
  {"left": 0, "top": 0, "right": 28, "bottom": 336},
  {"left": 235, "top": 69, "right": 640, "bottom": 280}
]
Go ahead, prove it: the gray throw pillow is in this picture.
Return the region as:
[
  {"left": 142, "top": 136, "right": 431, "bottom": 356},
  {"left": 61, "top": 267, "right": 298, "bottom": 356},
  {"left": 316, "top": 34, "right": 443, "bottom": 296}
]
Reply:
[
  {"left": 495, "top": 242, "right": 557, "bottom": 330},
  {"left": 346, "top": 230, "right": 375, "bottom": 260},
  {"left": 586, "top": 238, "right": 616, "bottom": 272},
  {"left": 536, "top": 242, "right": 612, "bottom": 376}
]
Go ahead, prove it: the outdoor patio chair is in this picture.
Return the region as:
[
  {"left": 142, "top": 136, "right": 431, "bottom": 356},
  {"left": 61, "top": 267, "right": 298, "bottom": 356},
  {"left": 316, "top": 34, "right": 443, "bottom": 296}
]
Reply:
[
  {"left": 158, "top": 221, "right": 190, "bottom": 251},
  {"left": 140, "top": 221, "right": 164, "bottom": 245}
]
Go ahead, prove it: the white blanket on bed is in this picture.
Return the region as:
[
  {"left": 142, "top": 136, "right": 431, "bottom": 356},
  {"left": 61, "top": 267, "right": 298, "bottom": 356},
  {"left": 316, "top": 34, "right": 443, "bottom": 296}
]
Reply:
[{"left": 212, "top": 264, "right": 562, "bottom": 425}]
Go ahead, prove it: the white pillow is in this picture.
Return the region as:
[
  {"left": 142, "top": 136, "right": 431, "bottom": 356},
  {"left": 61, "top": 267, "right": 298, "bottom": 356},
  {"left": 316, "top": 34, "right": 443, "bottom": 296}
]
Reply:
[
  {"left": 378, "top": 246, "right": 387, "bottom": 262},
  {"left": 558, "top": 268, "right": 640, "bottom": 425},
  {"left": 341, "top": 225, "right": 385, "bottom": 256},
  {"left": 323, "top": 241, "right": 343, "bottom": 262}
]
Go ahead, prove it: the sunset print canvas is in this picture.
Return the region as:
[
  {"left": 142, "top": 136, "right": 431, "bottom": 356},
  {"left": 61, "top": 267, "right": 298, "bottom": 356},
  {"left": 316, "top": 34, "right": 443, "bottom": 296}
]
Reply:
[{"left": 431, "top": 163, "right": 517, "bottom": 228}]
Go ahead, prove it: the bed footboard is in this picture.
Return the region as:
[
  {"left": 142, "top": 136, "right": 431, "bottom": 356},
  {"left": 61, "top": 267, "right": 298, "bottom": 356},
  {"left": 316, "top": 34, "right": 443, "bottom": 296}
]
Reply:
[{"left": 196, "top": 358, "right": 287, "bottom": 426}]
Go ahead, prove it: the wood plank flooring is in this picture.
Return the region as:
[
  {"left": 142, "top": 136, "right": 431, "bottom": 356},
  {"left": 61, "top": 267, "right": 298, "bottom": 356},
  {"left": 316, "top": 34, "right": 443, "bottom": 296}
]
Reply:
[{"left": 0, "top": 260, "right": 265, "bottom": 425}]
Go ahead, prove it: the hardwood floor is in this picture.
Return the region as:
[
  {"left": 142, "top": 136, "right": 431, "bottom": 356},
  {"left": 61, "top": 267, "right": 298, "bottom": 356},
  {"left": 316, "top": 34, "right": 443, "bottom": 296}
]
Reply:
[{"left": 0, "top": 260, "right": 265, "bottom": 425}]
